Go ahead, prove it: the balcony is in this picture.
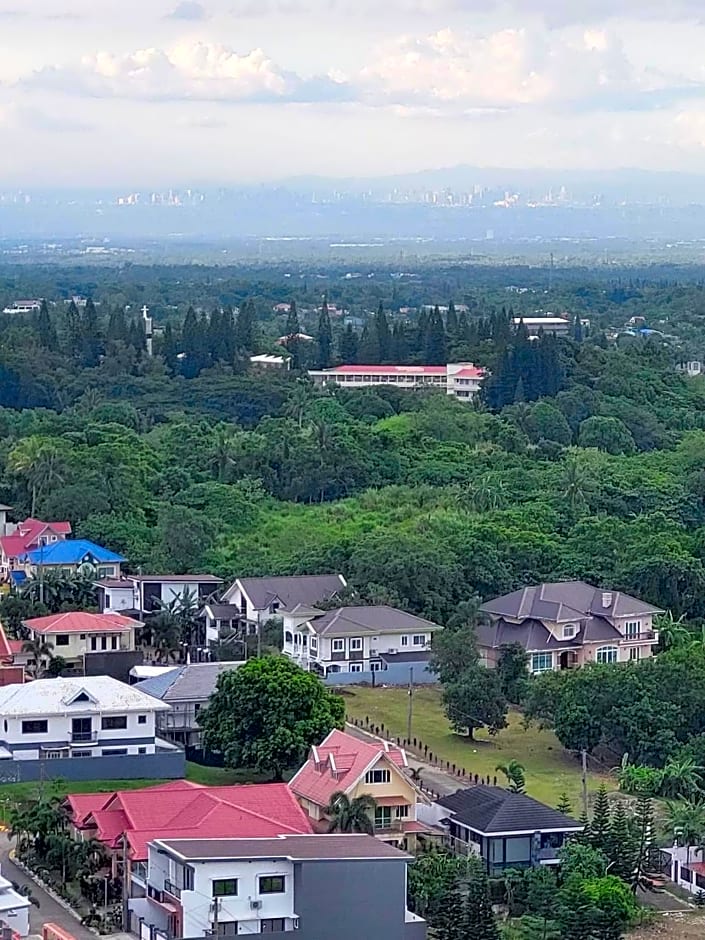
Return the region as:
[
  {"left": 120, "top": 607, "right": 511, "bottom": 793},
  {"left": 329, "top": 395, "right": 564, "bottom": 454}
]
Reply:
[
  {"left": 620, "top": 630, "right": 657, "bottom": 643},
  {"left": 71, "top": 731, "right": 95, "bottom": 744},
  {"left": 132, "top": 862, "right": 148, "bottom": 883},
  {"left": 164, "top": 880, "right": 182, "bottom": 900}
]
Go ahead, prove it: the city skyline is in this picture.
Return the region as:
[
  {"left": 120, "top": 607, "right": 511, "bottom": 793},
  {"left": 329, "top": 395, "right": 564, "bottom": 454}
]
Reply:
[{"left": 3, "top": 2, "right": 705, "bottom": 185}]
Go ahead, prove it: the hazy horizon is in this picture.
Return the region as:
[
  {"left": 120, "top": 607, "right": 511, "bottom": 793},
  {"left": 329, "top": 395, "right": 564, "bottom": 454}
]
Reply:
[{"left": 4, "top": 2, "right": 705, "bottom": 186}]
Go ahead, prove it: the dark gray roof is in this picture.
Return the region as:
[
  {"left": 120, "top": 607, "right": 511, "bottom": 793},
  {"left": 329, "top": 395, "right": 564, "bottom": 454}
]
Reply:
[
  {"left": 476, "top": 617, "right": 621, "bottom": 652},
  {"left": 380, "top": 651, "right": 432, "bottom": 664},
  {"left": 235, "top": 575, "right": 346, "bottom": 611},
  {"left": 135, "top": 661, "right": 244, "bottom": 703},
  {"left": 480, "top": 581, "right": 662, "bottom": 623},
  {"left": 438, "top": 787, "right": 582, "bottom": 835},
  {"left": 199, "top": 604, "right": 241, "bottom": 620},
  {"left": 154, "top": 834, "right": 410, "bottom": 861},
  {"left": 129, "top": 574, "right": 223, "bottom": 584},
  {"left": 308, "top": 606, "right": 441, "bottom": 638}
]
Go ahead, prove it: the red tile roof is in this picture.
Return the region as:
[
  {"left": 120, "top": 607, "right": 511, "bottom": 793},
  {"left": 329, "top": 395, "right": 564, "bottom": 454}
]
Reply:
[
  {"left": 7, "top": 640, "right": 23, "bottom": 655},
  {"left": 25, "top": 612, "right": 142, "bottom": 635},
  {"left": 325, "top": 365, "right": 448, "bottom": 375},
  {"left": 0, "top": 621, "right": 13, "bottom": 660},
  {"left": 0, "top": 519, "right": 71, "bottom": 559},
  {"left": 289, "top": 729, "right": 408, "bottom": 808},
  {"left": 454, "top": 367, "right": 484, "bottom": 378},
  {"left": 69, "top": 781, "right": 312, "bottom": 860}
]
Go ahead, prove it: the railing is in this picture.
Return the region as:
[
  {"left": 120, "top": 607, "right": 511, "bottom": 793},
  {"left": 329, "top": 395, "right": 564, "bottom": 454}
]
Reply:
[
  {"left": 71, "top": 731, "right": 94, "bottom": 743},
  {"left": 621, "top": 630, "right": 656, "bottom": 642},
  {"left": 163, "top": 880, "right": 182, "bottom": 899}
]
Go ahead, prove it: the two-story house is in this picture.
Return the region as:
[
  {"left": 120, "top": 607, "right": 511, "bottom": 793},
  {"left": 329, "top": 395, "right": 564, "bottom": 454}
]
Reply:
[
  {"left": 132, "top": 834, "right": 425, "bottom": 940},
  {"left": 282, "top": 605, "right": 441, "bottom": 676},
  {"left": 96, "top": 574, "right": 224, "bottom": 620},
  {"left": 17, "top": 538, "right": 125, "bottom": 582},
  {"left": 476, "top": 581, "right": 662, "bottom": 674},
  {"left": 24, "top": 611, "right": 141, "bottom": 671},
  {"left": 221, "top": 574, "right": 347, "bottom": 629},
  {"left": 419, "top": 787, "right": 583, "bottom": 876},
  {"left": 289, "top": 729, "right": 435, "bottom": 851},
  {"left": 0, "top": 514, "right": 71, "bottom": 581},
  {"left": 0, "top": 675, "right": 180, "bottom": 780}
]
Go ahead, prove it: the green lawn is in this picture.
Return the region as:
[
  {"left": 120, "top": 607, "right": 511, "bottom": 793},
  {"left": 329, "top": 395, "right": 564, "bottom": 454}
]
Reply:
[{"left": 343, "top": 686, "right": 610, "bottom": 809}]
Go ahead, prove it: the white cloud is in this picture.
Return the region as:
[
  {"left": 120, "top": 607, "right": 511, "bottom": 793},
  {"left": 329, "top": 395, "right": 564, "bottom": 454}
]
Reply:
[{"left": 166, "top": 1, "right": 208, "bottom": 19}]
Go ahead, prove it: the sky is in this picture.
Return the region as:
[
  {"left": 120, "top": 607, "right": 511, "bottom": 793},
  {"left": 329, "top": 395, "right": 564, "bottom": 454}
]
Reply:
[{"left": 3, "top": 0, "right": 705, "bottom": 185}]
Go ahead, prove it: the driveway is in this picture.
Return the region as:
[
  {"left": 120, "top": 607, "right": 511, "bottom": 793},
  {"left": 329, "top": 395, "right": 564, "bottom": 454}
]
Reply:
[{"left": 0, "top": 833, "right": 97, "bottom": 940}]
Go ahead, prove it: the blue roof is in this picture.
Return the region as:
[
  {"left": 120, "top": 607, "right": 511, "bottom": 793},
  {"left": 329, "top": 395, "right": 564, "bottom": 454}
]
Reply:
[
  {"left": 10, "top": 571, "right": 27, "bottom": 586},
  {"left": 134, "top": 668, "right": 183, "bottom": 700},
  {"left": 23, "top": 539, "right": 125, "bottom": 566}
]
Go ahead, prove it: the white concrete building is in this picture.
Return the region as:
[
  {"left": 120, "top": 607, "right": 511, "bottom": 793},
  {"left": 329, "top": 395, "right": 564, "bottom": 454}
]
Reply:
[
  {"left": 0, "top": 675, "right": 169, "bottom": 761},
  {"left": 0, "top": 864, "right": 31, "bottom": 936},
  {"left": 512, "top": 317, "right": 570, "bottom": 336},
  {"left": 96, "top": 574, "right": 223, "bottom": 617},
  {"left": 308, "top": 363, "right": 483, "bottom": 400},
  {"left": 282, "top": 605, "right": 441, "bottom": 677}
]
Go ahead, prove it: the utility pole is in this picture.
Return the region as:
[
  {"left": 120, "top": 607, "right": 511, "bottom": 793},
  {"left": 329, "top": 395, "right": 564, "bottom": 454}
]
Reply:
[
  {"left": 581, "top": 748, "right": 588, "bottom": 818},
  {"left": 406, "top": 667, "right": 414, "bottom": 742},
  {"left": 212, "top": 896, "right": 220, "bottom": 934}
]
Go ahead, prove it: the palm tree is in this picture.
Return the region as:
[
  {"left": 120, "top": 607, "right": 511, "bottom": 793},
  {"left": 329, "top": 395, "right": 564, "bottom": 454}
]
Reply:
[
  {"left": 496, "top": 760, "right": 526, "bottom": 794},
  {"left": 325, "top": 792, "right": 377, "bottom": 835},
  {"left": 562, "top": 453, "right": 589, "bottom": 520},
  {"left": 655, "top": 611, "right": 691, "bottom": 651},
  {"left": 208, "top": 427, "right": 238, "bottom": 483},
  {"left": 7, "top": 436, "right": 50, "bottom": 516},
  {"left": 666, "top": 799, "right": 705, "bottom": 865},
  {"left": 661, "top": 757, "right": 704, "bottom": 800},
  {"left": 22, "top": 637, "right": 54, "bottom": 677},
  {"left": 283, "top": 380, "right": 316, "bottom": 429}
]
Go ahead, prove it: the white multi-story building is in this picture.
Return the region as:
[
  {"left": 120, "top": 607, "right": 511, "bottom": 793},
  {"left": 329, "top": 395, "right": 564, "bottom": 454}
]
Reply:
[
  {"left": 308, "top": 364, "right": 484, "bottom": 401},
  {"left": 0, "top": 864, "right": 31, "bottom": 936},
  {"left": 282, "top": 605, "right": 441, "bottom": 677},
  {"left": 96, "top": 574, "right": 223, "bottom": 617},
  {"left": 0, "top": 675, "right": 169, "bottom": 762},
  {"left": 221, "top": 575, "right": 347, "bottom": 628}
]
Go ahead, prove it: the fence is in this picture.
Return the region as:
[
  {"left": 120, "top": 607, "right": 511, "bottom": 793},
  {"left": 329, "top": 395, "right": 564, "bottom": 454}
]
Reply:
[
  {"left": 4, "top": 750, "right": 185, "bottom": 783},
  {"left": 324, "top": 662, "right": 437, "bottom": 687}
]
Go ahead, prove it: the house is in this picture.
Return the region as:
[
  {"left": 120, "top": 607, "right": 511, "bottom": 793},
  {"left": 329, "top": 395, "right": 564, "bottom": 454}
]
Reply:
[
  {"left": 96, "top": 574, "right": 223, "bottom": 619},
  {"left": 420, "top": 787, "right": 583, "bottom": 876},
  {"left": 678, "top": 360, "right": 704, "bottom": 378},
  {"left": 250, "top": 354, "right": 291, "bottom": 370},
  {"left": 135, "top": 661, "right": 245, "bottom": 749},
  {"left": 0, "top": 675, "right": 181, "bottom": 780},
  {"left": 0, "top": 863, "right": 31, "bottom": 936},
  {"left": 282, "top": 605, "right": 441, "bottom": 677},
  {"left": 308, "top": 363, "right": 484, "bottom": 401},
  {"left": 66, "top": 780, "right": 312, "bottom": 891},
  {"left": 477, "top": 581, "right": 662, "bottom": 674},
  {"left": 18, "top": 538, "right": 125, "bottom": 581},
  {"left": 221, "top": 574, "right": 347, "bottom": 629},
  {"left": 197, "top": 602, "right": 242, "bottom": 645},
  {"left": 24, "top": 611, "right": 140, "bottom": 670},
  {"left": 289, "top": 729, "right": 435, "bottom": 851},
  {"left": 3, "top": 300, "right": 42, "bottom": 314},
  {"left": 512, "top": 317, "right": 570, "bottom": 336},
  {"left": 0, "top": 622, "right": 25, "bottom": 685},
  {"left": 0, "top": 515, "right": 71, "bottom": 579},
  {"left": 131, "top": 833, "right": 425, "bottom": 940}
]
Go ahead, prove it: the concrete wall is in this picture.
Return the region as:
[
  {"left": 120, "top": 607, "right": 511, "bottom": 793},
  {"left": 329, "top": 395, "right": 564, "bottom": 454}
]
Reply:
[
  {"left": 324, "top": 662, "right": 437, "bottom": 686},
  {"left": 83, "top": 650, "right": 144, "bottom": 682},
  {"left": 0, "top": 749, "right": 184, "bottom": 782}
]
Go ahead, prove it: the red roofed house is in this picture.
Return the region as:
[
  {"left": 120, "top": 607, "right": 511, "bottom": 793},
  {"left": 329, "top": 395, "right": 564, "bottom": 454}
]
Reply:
[
  {"left": 24, "top": 611, "right": 140, "bottom": 672},
  {"left": 66, "top": 779, "right": 313, "bottom": 895},
  {"left": 308, "top": 362, "right": 484, "bottom": 401},
  {"left": 289, "top": 729, "right": 436, "bottom": 851},
  {"left": 0, "top": 621, "right": 25, "bottom": 685},
  {"left": 0, "top": 514, "right": 71, "bottom": 580}
]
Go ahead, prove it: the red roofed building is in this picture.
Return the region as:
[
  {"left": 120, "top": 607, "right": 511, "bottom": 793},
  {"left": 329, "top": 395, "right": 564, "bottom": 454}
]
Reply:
[
  {"left": 308, "top": 362, "right": 484, "bottom": 401},
  {"left": 24, "top": 611, "right": 140, "bottom": 670},
  {"left": 0, "top": 620, "right": 25, "bottom": 684},
  {"left": 289, "top": 729, "right": 436, "bottom": 851},
  {"left": 0, "top": 516, "right": 71, "bottom": 577},
  {"left": 66, "top": 780, "right": 313, "bottom": 891}
]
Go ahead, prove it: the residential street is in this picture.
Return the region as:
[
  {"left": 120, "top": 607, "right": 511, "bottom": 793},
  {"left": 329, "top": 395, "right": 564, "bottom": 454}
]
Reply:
[{"left": 0, "top": 833, "right": 97, "bottom": 940}]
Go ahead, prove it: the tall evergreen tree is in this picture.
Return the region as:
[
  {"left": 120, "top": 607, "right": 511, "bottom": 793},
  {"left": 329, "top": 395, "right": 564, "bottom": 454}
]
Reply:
[
  {"left": 424, "top": 305, "right": 448, "bottom": 365},
  {"left": 573, "top": 314, "right": 584, "bottom": 343},
  {"left": 80, "top": 298, "right": 102, "bottom": 367},
  {"left": 376, "top": 302, "right": 391, "bottom": 361},
  {"left": 589, "top": 784, "right": 612, "bottom": 855},
  {"left": 435, "top": 878, "right": 465, "bottom": 940},
  {"left": 161, "top": 322, "right": 179, "bottom": 374},
  {"left": 107, "top": 305, "right": 128, "bottom": 343},
  {"left": 64, "top": 299, "right": 82, "bottom": 359},
  {"left": 556, "top": 793, "right": 573, "bottom": 816},
  {"left": 464, "top": 867, "right": 499, "bottom": 940},
  {"left": 391, "top": 322, "right": 410, "bottom": 363},
  {"left": 34, "top": 300, "right": 57, "bottom": 350},
  {"left": 316, "top": 297, "right": 333, "bottom": 369},
  {"left": 128, "top": 316, "right": 147, "bottom": 354},
  {"left": 458, "top": 309, "right": 470, "bottom": 342},
  {"left": 285, "top": 301, "right": 301, "bottom": 337},
  {"left": 606, "top": 802, "right": 637, "bottom": 883},
  {"left": 446, "top": 301, "right": 459, "bottom": 339},
  {"left": 221, "top": 305, "right": 236, "bottom": 363},
  {"left": 339, "top": 324, "right": 359, "bottom": 364},
  {"left": 181, "top": 305, "right": 201, "bottom": 377},
  {"left": 284, "top": 301, "right": 302, "bottom": 369},
  {"left": 414, "top": 307, "right": 429, "bottom": 358},
  {"left": 235, "top": 299, "right": 257, "bottom": 355},
  {"left": 208, "top": 307, "right": 223, "bottom": 363},
  {"left": 357, "top": 317, "right": 380, "bottom": 364}
]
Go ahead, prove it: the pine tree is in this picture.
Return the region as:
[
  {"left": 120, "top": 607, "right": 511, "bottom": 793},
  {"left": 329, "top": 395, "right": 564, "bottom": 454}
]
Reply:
[
  {"left": 435, "top": 878, "right": 465, "bottom": 940},
  {"left": 285, "top": 300, "right": 301, "bottom": 337},
  {"left": 34, "top": 300, "right": 57, "bottom": 349},
  {"left": 339, "top": 324, "right": 358, "bottom": 364},
  {"left": 316, "top": 297, "right": 333, "bottom": 369},
  {"left": 376, "top": 302, "right": 391, "bottom": 362},
  {"left": 446, "top": 301, "right": 459, "bottom": 339},
  {"left": 80, "top": 298, "right": 102, "bottom": 367},
  {"left": 181, "top": 306, "right": 201, "bottom": 377},
  {"left": 161, "top": 322, "right": 179, "bottom": 374},
  {"left": 414, "top": 307, "right": 429, "bottom": 358},
  {"left": 128, "top": 316, "right": 147, "bottom": 355},
  {"left": 357, "top": 317, "right": 380, "bottom": 364},
  {"left": 107, "top": 305, "right": 128, "bottom": 343},
  {"left": 284, "top": 302, "right": 302, "bottom": 369},
  {"left": 64, "top": 299, "right": 82, "bottom": 358},
  {"left": 208, "top": 307, "right": 223, "bottom": 363},
  {"left": 221, "top": 306, "right": 237, "bottom": 363},
  {"left": 632, "top": 793, "right": 656, "bottom": 892},
  {"left": 573, "top": 314, "right": 584, "bottom": 343},
  {"left": 556, "top": 793, "right": 573, "bottom": 816},
  {"left": 458, "top": 310, "right": 470, "bottom": 341},
  {"left": 424, "top": 305, "right": 448, "bottom": 365},
  {"left": 235, "top": 299, "right": 258, "bottom": 355},
  {"left": 606, "top": 801, "right": 637, "bottom": 883},
  {"left": 589, "top": 784, "right": 612, "bottom": 855},
  {"left": 464, "top": 867, "right": 499, "bottom": 940},
  {"left": 391, "top": 322, "right": 410, "bottom": 363}
]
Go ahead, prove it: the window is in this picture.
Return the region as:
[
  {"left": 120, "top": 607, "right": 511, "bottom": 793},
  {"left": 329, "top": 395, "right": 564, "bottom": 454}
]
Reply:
[
  {"left": 412, "top": 635, "right": 426, "bottom": 646},
  {"left": 22, "top": 720, "right": 48, "bottom": 735},
  {"left": 102, "top": 748, "right": 128, "bottom": 756},
  {"left": 98, "top": 566, "right": 115, "bottom": 578},
  {"left": 215, "top": 923, "right": 238, "bottom": 937},
  {"left": 531, "top": 653, "right": 553, "bottom": 673},
  {"left": 45, "top": 749, "right": 65, "bottom": 759},
  {"left": 111, "top": 636, "right": 119, "bottom": 650},
  {"left": 365, "top": 768, "right": 391, "bottom": 784},
  {"left": 400, "top": 635, "right": 409, "bottom": 647},
  {"left": 350, "top": 663, "right": 363, "bottom": 673},
  {"left": 629, "top": 647, "right": 641, "bottom": 662},
  {"left": 90, "top": 637, "right": 98, "bottom": 651},
  {"left": 625, "top": 621, "right": 641, "bottom": 639},
  {"left": 349, "top": 637, "right": 363, "bottom": 651},
  {"left": 563, "top": 624, "right": 576, "bottom": 639},
  {"left": 259, "top": 876, "right": 285, "bottom": 895},
  {"left": 370, "top": 661, "right": 382, "bottom": 672},
  {"left": 309, "top": 637, "right": 318, "bottom": 652},
  {"left": 73, "top": 750, "right": 92, "bottom": 758},
  {"left": 331, "top": 639, "right": 345, "bottom": 653},
  {"left": 284, "top": 631, "right": 293, "bottom": 645},
  {"left": 213, "top": 879, "right": 238, "bottom": 897},
  {"left": 101, "top": 716, "right": 127, "bottom": 730},
  {"left": 596, "top": 647, "right": 618, "bottom": 665},
  {"left": 374, "top": 806, "right": 392, "bottom": 829},
  {"left": 138, "top": 747, "right": 147, "bottom": 754},
  {"left": 101, "top": 636, "right": 108, "bottom": 651},
  {"left": 395, "top": 804, "right": 409, "bottom": 818},
  {"left": 56, "top": 634, "right": 70, "bottom": 646},
  {"left": 138, "top": 715, "right": 147, "bottom": 725},
  {"left": 260, "top": 920, "right": 286, "bottom": 934}
]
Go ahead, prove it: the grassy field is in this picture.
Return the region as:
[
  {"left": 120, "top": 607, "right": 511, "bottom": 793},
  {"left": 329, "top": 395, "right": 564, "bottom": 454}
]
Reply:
[{"left": 343, "top": 685, "right": 610, "bottom": 809}]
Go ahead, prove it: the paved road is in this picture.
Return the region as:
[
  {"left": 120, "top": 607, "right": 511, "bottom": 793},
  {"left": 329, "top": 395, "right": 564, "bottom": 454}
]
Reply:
[
  {"left": 346, "top": 723, "right": 462, "bottom": 797},
  {"left": 0, "top": 833, "right": 97, "bottom": 940}
]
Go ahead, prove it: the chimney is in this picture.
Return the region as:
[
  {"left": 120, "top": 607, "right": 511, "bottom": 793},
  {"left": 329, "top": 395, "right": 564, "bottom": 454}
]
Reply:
[{"left": 601, "top": 592, "right": 613, "bottom": 609}]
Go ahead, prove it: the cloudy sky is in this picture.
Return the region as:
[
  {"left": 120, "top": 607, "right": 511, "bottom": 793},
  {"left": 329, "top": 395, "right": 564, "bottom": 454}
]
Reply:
[{"left": 3, "top": 0, "right": 705, "bottom": 185}]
